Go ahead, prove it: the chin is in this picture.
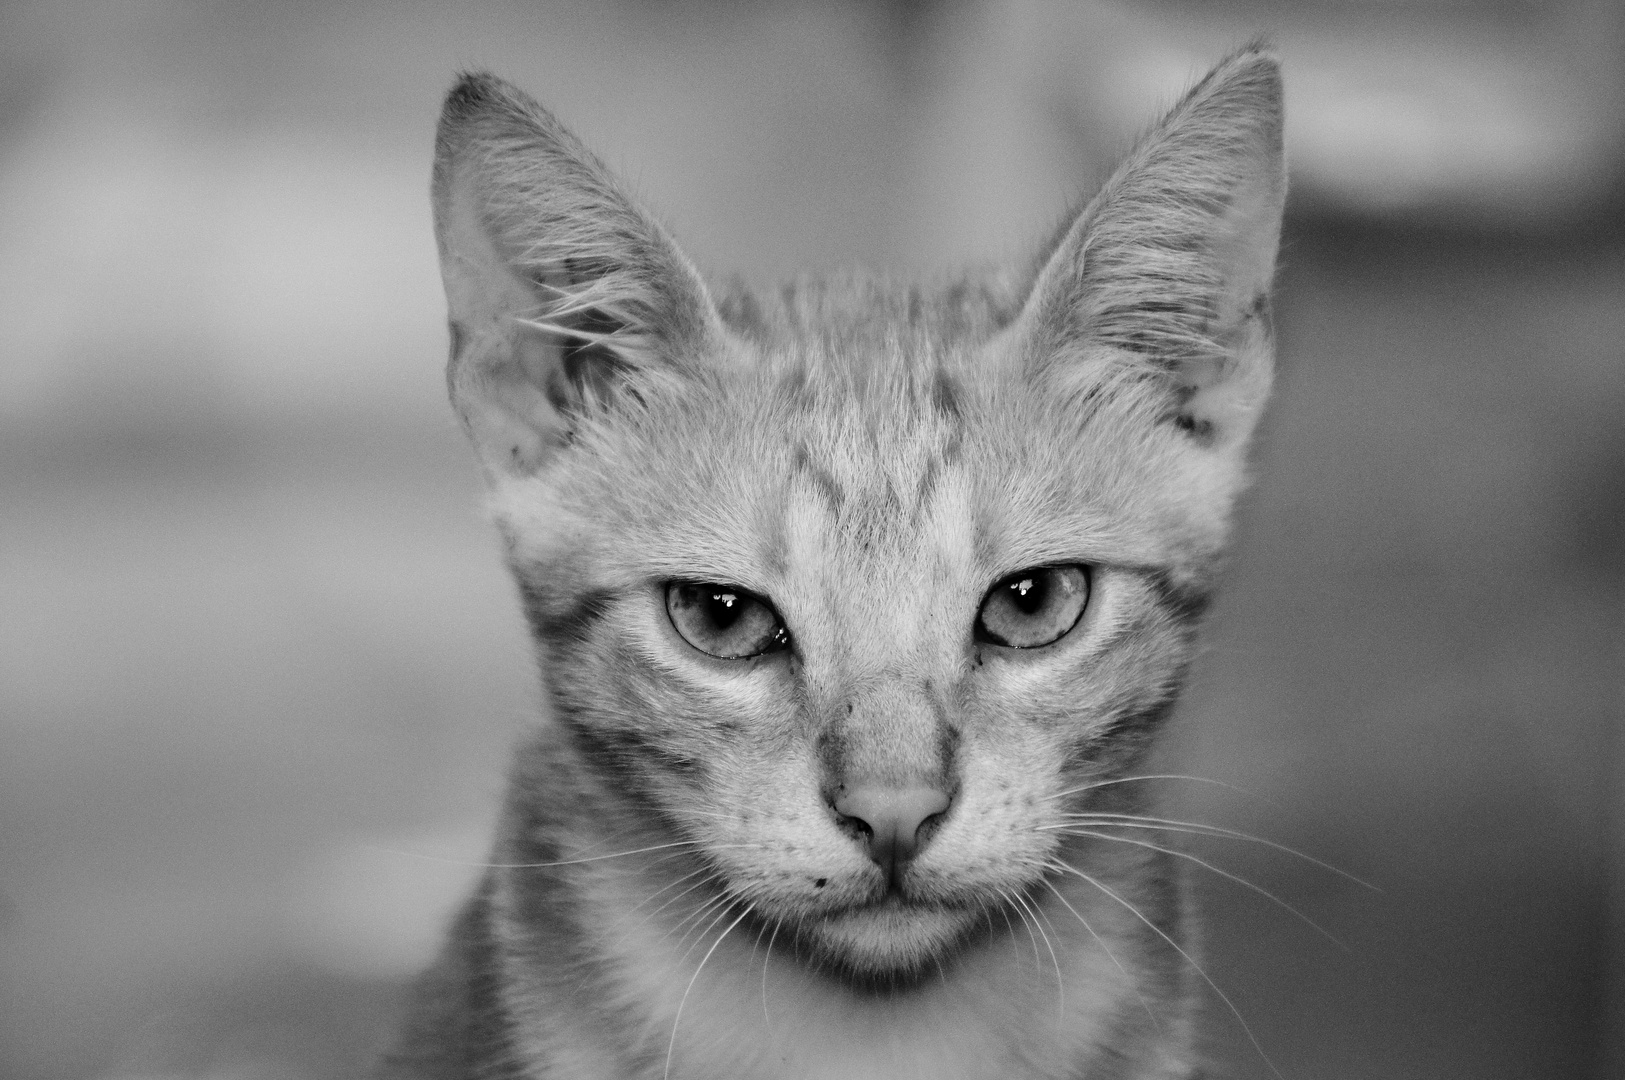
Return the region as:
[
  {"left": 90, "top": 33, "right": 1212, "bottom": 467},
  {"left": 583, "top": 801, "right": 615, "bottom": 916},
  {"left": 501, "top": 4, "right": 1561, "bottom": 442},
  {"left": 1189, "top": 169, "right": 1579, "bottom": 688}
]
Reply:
[{"left": 790, "top": 899, "right": 984, "bottom": 988}]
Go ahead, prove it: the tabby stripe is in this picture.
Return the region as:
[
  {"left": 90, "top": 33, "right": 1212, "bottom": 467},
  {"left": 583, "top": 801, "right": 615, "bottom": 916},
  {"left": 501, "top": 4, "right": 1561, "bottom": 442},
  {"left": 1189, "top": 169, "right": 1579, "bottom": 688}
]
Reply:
[
  {"left": 466, "top": 883, "right": 526, "bottom": 1078},
  {"left": 1060, "top": 693, "right": 1182, "bottom": 774},
  {"left": 516, "top": 580, "right": 616, "bottom": 650},
  {"left": 792, "top": 441, "right": 845, "bottom": 513},
  {"left": 558, "top": 706, "right": 704, "bottom": 781},
  {"left": 1140, "top": 570, "right": 1213, "bottom": 626},
  {"left": 930, "top": 367, "right": 963, "bottom": 422}
]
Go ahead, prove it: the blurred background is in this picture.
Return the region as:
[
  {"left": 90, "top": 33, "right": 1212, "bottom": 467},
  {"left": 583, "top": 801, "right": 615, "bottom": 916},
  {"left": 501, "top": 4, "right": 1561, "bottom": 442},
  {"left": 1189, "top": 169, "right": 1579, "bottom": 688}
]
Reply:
[{"left": 1, "top": 0, "right": 1620, "bottom": 1077}]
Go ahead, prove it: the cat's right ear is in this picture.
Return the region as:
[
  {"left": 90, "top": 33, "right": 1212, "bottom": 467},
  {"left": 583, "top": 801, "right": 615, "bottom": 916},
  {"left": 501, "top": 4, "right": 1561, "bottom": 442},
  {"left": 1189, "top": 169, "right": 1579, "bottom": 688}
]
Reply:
[
  {"left": 1009, "top": 46, "right": 1286, "bottom": 455},
  {"left": 432, "top": 73, "right": 726, "bottom": 480}
]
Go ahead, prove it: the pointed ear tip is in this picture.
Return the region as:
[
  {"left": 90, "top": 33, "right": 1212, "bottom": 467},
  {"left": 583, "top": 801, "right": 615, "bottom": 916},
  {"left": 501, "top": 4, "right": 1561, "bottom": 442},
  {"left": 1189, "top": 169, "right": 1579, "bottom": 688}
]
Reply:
[
  {"left": 439, "top": 70, "right": 534, "bottom": 132},
  {"left": 1216, "top": 44, "right": 1284, "bottom": 102},
  {"left": 1190, "top": 45, "right": 1284, "bottom": 160},
  {"left": 445, "top": 71, "right": 506, "bottom": 110},
  {"left": 433, "top": 71, "right": 559, "bottom": 199},
  {"left": 1226, "top": 38, "right": 1281, "bottom": 71}
]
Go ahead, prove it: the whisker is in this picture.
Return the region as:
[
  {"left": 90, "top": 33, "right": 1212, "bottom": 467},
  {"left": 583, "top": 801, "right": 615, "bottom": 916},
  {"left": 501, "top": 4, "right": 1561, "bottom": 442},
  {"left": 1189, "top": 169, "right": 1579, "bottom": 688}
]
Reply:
[
  {"left": 604, "top": 866, "right": 721, "bottom": 953},
  {"left": 1024, "top": 891, "right": 1068, "bottom": 1024},
  {"left": 761, "top": 917, "right": 781, "bottom": 1027},
  {"left": 686, "top": 897, "right": 740, "bottom": 962},
  {"left": 665, "top": 901, "right": 753, "bottom": 1080},
  {"left": 1047, "top": 859, "right": 1285, "bottom": 1080},
  {"left": 1040, "top": 878, "right": 1160, "bottom": 1032},
  {"left": 991, "top": 892, "right": 1020, "bottom": 960},
  {"left": 1062, "top": 828, "right": 1350, "bottom": 951},
  {"left": 999, "top": 887, "right": 1044, "bottom": 975},
  {"left": 364, "top": 838, "right": 712, "bottom": 871},
  {"left": 668, "top": 807, "right": 743, "bottom": 823},
  {"left": 663, "top": 892, "right": 734, "bottom": 957},
  {"left": 1047, "top": 814, "right": 1378, "bottom": 891},
  {"left": 1044, "top": 774, "right": 1268, "bottom": 804},
  {"left": 628, "top": 864, "right": 718, "bottom": 914},
  {"left": 1012, "top": 889, "right": 1064, "bottom": 1010}
]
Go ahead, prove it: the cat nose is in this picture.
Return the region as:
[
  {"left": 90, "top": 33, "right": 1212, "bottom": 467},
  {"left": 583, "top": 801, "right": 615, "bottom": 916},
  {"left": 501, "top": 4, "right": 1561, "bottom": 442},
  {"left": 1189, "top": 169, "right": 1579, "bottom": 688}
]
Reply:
[{"left": 833, "top": 785, "right": 952, "bottom": 881}]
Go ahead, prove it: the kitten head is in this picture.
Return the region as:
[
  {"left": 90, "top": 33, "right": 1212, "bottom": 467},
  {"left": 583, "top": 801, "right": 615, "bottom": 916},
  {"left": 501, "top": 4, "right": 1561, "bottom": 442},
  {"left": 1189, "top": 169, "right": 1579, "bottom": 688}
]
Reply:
[{"left": 433, "top": 47, "right": 1284, "bottom": 982}]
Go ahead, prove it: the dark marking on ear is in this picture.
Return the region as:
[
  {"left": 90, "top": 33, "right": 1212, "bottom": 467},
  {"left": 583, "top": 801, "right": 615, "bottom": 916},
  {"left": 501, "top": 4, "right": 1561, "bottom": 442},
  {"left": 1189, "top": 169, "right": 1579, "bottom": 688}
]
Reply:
[
  {"left": 447, "top": 320, "right": 466, "bottom": 364},
  {"left": 1171, "top": 412, "right": 1216, "bottom": 442},
  {"left": 1248, "top": 289, "right": 1274, "bottom": 340},
  {"left": 792, "top": 442, "right": 845, "bottom": 513},
  {"left": 526, "top": 303, "right": 633, "bottom": 417},
  {"left": 1164, "top": 383, "right": 1215, "bottom": 442},
  {"left": 906, "top": 287, "right": 922, "bottom": 327},
  {"left": 1142, "top": 570, "right": 1213, "bottom": 626},
  {"left": 561, "top": 339, "right": 632, "bottom": 410},
  {"left": 1109, "top": 300, "right": 1201, "bottom": 364}
]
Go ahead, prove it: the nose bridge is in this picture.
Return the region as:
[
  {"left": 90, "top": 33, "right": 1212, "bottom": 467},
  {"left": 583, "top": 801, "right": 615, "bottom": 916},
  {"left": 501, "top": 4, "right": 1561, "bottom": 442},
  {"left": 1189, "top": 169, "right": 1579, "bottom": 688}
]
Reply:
[
  {"left": 823, "top": 674, "right": 954, "bottom": 791},
  {"left": 812, "top": 518, "right": 957, "bottom": 789}
]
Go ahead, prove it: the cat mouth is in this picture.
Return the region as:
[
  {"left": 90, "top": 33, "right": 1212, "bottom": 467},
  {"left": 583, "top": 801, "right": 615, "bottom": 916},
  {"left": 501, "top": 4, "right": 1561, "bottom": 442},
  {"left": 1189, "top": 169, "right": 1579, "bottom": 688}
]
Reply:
[
  {"left": 827, "top": 890, "right": 937, "bottom": 917},
  {"left": 786, "top": 898, "right": 983, "bottom": 984}
]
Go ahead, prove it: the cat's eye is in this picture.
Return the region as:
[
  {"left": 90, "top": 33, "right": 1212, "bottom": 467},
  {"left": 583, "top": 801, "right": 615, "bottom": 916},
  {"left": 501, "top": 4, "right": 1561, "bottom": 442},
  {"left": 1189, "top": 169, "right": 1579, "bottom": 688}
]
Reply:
[
  {"left": 666, "top": 582, "right": 790, "bottom": 659},
  {"left": 976, "top": 565, "right": 1090, "bottom": 649}
]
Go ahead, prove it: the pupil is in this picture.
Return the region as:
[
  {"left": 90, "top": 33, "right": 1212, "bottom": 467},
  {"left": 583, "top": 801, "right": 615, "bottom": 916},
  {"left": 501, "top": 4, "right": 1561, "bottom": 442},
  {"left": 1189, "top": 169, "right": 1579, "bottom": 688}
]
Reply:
[
  {"left": 1012, "top": 575, "right": 1045, "bottom": 615},
  {"left": 709, "top": 591, "right": 740, "bottom": 629}
]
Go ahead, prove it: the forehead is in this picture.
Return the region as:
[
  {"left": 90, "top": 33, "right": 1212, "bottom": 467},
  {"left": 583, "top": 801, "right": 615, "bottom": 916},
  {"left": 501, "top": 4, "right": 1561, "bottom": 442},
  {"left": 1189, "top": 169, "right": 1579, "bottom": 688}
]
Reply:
[{"left": 552, "top": 275, "right": 1195, "bottom": 596}]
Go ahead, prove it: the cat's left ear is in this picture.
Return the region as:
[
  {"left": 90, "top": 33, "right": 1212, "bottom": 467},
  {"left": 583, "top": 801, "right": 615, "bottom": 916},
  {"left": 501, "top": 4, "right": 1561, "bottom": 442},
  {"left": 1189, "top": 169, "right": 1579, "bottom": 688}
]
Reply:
[
  {"left": 432, "top": 72, "right": 728, "bottom": 480},
  {"left": 1012, "top": 45, "right": 1285, "bottom": 452}
]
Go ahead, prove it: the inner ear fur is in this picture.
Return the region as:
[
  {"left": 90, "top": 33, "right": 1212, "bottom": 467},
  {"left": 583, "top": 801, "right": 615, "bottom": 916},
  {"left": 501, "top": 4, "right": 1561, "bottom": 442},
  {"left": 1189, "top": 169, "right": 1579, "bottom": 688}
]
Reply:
[
  {"left": 432, "top": 72, "right": 725, "bottom": 479},
  {"left": 1014, "top": 45, "right": 1286, "bottom": 451}
]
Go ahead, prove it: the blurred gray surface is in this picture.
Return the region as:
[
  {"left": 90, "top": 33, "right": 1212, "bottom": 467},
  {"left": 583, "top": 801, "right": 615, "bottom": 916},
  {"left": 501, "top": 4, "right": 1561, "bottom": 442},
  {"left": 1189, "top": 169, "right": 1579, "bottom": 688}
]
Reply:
[{"left": 1, "top": 2, "right": 1620, "bottom": 1077}]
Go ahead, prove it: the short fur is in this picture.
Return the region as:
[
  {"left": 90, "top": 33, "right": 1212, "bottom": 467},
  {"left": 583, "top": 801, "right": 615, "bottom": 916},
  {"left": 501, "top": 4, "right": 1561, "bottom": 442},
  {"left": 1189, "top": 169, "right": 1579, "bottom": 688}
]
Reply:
[{"left": 381, "top": 44, "right": 1285, "bottom": 1080}]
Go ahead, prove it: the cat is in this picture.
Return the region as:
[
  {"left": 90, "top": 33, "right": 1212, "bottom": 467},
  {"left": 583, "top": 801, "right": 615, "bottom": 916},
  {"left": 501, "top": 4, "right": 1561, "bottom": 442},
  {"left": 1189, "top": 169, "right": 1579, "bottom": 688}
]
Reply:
[{"left": 378, "top": 42, "right": 1285, "bottom": 1080}]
